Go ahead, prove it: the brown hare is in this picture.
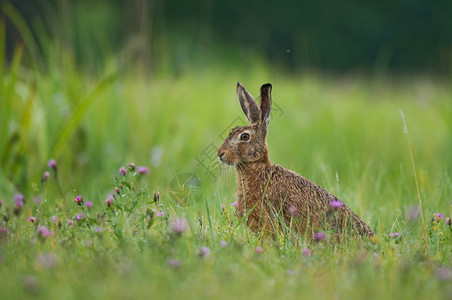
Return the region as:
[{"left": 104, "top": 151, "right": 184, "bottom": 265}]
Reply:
[{"left": 217, "top": 82, "right": 374, "bottom": 240}]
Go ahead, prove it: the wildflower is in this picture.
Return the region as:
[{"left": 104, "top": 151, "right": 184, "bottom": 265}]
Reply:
[
  {"left": 329, "top": 200, "right": 344, "bottom": 208},
  {"left": 446, "top": 217, "right": 451, "bottom": 227},
  {"left": 389, "top": 232, "right": 401, "bottom": 239},
  {"left": 128, "top": 163, "right": 136, "bottom": 171},
  {"left": 37, "top": 226, "right": 52, "bottom": 238},
  {"left": 405, "top": 205, "right": 420, "bottom": 221},
  {"left": 75, "top": 213, "right": 83, "bottom": 221},
  {"left": 85, "top": 201, "right": 93, "bottom": 210},
  {"left": 435, "top": 267, "right": 451, "bottom": 281},
  {"left": 170, "top": 218, "right": 188, "bottom": 234},
  {"left": 51, "top": 216, "right": 58, "bottom": 223},
  {"left": 255, "top": 246, "right": 263, "bottom": 254},
  {"left": 157, "top": 211, "right": 165, "bottom": 217},
  {"left": 37, "top": 253, "right": 57, "bottom": 269},
  {"left": 220, "top": 240, "right": 228, "bottom": 247},
  {"left": 14, "top": 193, "right": 25, "bottom": 208},
  {"left": 41, "top": 171, "right": 50, "bottom": 183},
  {"left": 302, "top": 247, "right": 311, "bottom": 256},
  {"left": 288, "top": 205, "right": 299, "bottom": 217},
  {"left": 28, "top": 216, "right": 36, "bottom": 223},
  {"left": 94, "top": 227, "right": 104, "bottom": 234},
  {"left": 114, "top": 187, "right": 120, "bottom": 195},
  {"left": 74, "top": 195, "right": 83, "bottom": 205},
  {"left": 47, "top": 159, "right": 57, "bottom": 171},
  {"left": 67, "top": 219, "right": 73, "bottom": 226},
  {"left": 34, "top": 196, "right": 42, "bottom": 204},
  {"left": 137, "top": 166, "right": 150, "bottom": 175},
  {"left": 231, "top": 201, "right": 237, "bottom": 207},
  {"left": 198, "top": 246, "right": 211, "bottom": 258},
  {"left": 168, "top": 259, "right": 181, "bottom": 268},
  {"left": 434, "top": 213, "right": 444, "bottom": 220},
  {"left": 105, "top": 196, "right": 113, "bottom": 207},
  {"left": 314, "top": 231, "right": 327, "bottom": 242},
  {"left": 0, "top": 199, "right": 2, "bottom": 208},
  {"left": 119, "top": 167, "right": 127, "bottom": 176},
  {"left": 24, "top": 275, "right": 38, "bottom": 292}
]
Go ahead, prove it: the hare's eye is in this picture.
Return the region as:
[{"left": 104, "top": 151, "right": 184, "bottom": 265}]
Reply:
[{"left": 240, "top": 133, "right": 250, "bottom": 141}]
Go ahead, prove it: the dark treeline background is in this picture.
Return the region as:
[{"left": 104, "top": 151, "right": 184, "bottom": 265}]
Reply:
[{"left": 4, "top": 0, "right": 452, "bottom": 75}]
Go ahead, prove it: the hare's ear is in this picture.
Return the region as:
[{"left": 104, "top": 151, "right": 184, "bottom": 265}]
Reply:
[
  {"left": 237, "top": 82, "right": 260, "bottom": 124},
  {"left": 259, "top": 83, "right": 272, "bottom": 129}
]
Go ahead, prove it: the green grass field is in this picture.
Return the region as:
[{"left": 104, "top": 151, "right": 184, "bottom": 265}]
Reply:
[{"left": 1, "top": 16, "right": 452, "bottom": 299}]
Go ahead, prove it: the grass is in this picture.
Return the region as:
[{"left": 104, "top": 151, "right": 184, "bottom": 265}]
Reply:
[{"left": 1, "top": 17, "right": 452, "bottom": 300}]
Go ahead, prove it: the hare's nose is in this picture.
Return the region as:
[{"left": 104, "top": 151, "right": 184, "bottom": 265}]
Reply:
[{"left": 218, "top": 151, "right": 225, "bottom": 160}]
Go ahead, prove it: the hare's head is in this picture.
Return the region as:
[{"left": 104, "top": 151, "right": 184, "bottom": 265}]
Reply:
[{"left": 217, "top": 82, "right": 272, "bottom": 166}]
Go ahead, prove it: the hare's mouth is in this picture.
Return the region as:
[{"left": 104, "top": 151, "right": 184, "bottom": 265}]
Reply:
[{"left": 217, "top": 152, "right": 235, "bottom": 165}]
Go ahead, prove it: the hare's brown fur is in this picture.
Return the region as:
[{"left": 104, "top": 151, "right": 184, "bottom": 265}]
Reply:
[{"left": 217, "top": 82, "right": 374, "bottom": 239}]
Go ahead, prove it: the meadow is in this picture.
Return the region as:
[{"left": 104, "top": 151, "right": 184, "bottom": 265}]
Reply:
[{"left": 1, "top": 14, "right": 452, "bottom": 300}]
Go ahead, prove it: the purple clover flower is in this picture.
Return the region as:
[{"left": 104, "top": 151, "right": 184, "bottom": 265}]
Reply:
[
  {"left": 119, "top": 167, "right": 127, "bottom": 176},
  {"left": 74, "top": 195, "right": 83, "bottom": 206},
  {"left": 446, "top": 217, "right": 451, "bottom": 227},
  {"left": 220, "top": 240, "right": 228, "bottom": 247},
  {"left": 302, "top": 247, "right": 311, "bottom": 256},
  {"left": 37, "top": 253, "right": 57, "bottom": 269},
  {"left": 389, "top": 232, "right": 401, "bottom": 238},
  {"left": 329, "top": 200, "right": 344, "bottom": 208},
  {"left": 435, "top": 267, "right": 452, "bottom": 281},
  {"left": 42, "top": 171, "right": 50, "bottom": 183},
  {"left": 67, "top": 219, "right": 74, "bottom": 226},
  {"left": 198, "top": 246, "right": 211, "bottom": 258},
  {"left": 137, "top": 166, "right": 150, "bottom": 175},
  {"left": 314, "top": 231, "right": 327, "bottom": 242},
  {"left": 255, "top": 246, "right": 263, "bottom": 254},
  {"left": 170, "top": 218, "right": 188, "bottom": 234},
  {"left": 0, "top": 199, "right": 2, "bottom": 208},
  {"left": 51, "top": 216, "right": 58, "bottom": 223},
  {"left": 434, "top": 213, "right": 444, "bottom": 220},
  {"left": 168, "top": 259, "right": 181, "bottom": 267},
  {"left": 75, "top": 213, "right": 83, "bottom": 221},
  {"left": 231, "top": 201, "right": 237, "bottom": 207},
  {"left": 105, "top": 196, "right": 113, "bottom": 207},
  {"left": 157, "top": 211, "right": 165, "bottom": 217},
  {"left": 288, "top": 205, "right": 299, "bottom": 217},
  {"left": 85, "top": 201, "right": 93, "bottom": 210},
  {"left": 28, "top": 216, "right": 36, "bottom": 223},
  {"left": 37, "top": 226, "right": 52, "bottom": 238},
  {"left": 47, "top": 159, "right": 57, "bottom": 170},
  {"left": 34, "top": 196, "right": 42, "bottom": 205},
  {"left": 14, "top": 193, "right": 25, "bottom": 208}
]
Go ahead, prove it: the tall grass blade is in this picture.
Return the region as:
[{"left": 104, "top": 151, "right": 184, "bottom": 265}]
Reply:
[
  {"left": 399, "top": 110, "right": 427, "bottom": 239},
  {"left": 51, "top": 72, "right": 116, "bottom": 159}
]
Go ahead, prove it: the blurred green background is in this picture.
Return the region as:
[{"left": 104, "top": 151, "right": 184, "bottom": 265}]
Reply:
[{"left": 0, "top": 0, "right": 451, "bottom": 219}]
